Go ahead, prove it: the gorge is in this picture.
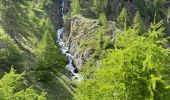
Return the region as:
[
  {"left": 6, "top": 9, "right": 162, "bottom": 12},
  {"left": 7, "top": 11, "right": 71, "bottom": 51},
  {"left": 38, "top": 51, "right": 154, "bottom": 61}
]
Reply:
[
  {"left": 57, "top": 0, "right": 82, "bottom": 81},
  {"left": 0, "top": 0, "right": 170, "bottom": 100}
]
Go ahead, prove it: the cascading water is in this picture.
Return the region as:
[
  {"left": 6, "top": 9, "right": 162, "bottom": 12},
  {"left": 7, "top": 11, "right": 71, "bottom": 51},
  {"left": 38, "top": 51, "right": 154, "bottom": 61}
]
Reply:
[{"left": 57, "top": 0, "right": 82, "bottom": 81}]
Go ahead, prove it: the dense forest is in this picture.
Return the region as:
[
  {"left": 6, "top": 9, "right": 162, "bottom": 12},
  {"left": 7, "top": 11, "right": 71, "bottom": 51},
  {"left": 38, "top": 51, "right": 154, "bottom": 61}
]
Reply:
[{"left": 0, "top": 0, "right": 170, "bottom": 100}]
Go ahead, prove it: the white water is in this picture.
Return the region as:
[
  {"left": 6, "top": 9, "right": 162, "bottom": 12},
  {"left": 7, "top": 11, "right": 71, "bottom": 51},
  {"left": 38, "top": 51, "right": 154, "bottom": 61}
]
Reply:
[{"left": 57, "top": 0, "right": 82, "bottom": 81}]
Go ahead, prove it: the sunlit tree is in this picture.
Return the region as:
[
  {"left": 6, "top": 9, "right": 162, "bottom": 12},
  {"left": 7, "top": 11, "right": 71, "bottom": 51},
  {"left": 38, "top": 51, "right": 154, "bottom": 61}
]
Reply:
[
  {"left": 132, "top": 11, "right": 145, "bottom": 34},
  {"left": 75, "top": 21, "right": 170, "bottom": 100},
  {"left": 0, "top": 27, "right": 24, "bottom": 69},
  {"left": 71, "top": 0, "right": 81, "bottom": 16},
  {"left": 0, "top": 67, "right": 46, "bottom": 100},
  {"left": 35, "top": 32, "right": 66, "bottom": 81},
  {"left": 117, "top": 7, "right": 128, "bottom": 29}
]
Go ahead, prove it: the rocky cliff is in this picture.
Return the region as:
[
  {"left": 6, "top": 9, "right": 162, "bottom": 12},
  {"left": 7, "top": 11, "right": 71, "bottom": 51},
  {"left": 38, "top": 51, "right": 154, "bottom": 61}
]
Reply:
[
  {"left": 63, "top": 16, "right": 117, "bottom": 70},
  {"left": 47, "top": 0, "right": 63, "bottom": 28},
  {"left": 49, "top": 0, "right": 170, "bottom": 71}
]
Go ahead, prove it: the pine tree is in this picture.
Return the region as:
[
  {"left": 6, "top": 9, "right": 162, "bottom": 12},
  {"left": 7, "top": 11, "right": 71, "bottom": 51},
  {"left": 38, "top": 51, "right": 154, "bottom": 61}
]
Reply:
[
  {"left": 133, "top": 11, "right": 145, "bottom": 34},
  {"left": 0, "top": 27, "right": 24, "bottom": 69},
  {"left": 0, "top": 0, "right": 48, "bottom": 38},
  {"left": 0, "top": 67, "right": 46, "bottom": 99},
  {"left": 75, "top": 21, "right": 170, "bottom": 100},
  {"left": 117, "top": 7, "right": 128, "bottom": 29},
  {"left": 71, "top": 0, "right": 81, "bottom": 16},
  {"left": 35, "top": 32, "right": 66, "bottom": 81},
  {"left": 0, "top": 0, "right": 32, "bottom": 33},
  {"left": 92, "top": 0, "right": 108, "bottom": 14},
  {"left": 98, "top": 13, "right": 108, "bottom": 27}
]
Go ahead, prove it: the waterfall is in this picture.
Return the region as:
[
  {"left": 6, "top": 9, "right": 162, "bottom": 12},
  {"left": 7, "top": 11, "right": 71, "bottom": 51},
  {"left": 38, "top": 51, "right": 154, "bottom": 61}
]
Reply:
[{"left": 57, "top": 0, "right": 82, "bottom": 81}]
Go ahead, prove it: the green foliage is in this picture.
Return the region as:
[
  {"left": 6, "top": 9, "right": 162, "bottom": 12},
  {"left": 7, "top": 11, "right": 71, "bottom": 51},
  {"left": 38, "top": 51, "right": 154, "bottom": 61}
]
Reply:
[
  {"left": 0, "top": 67, "right": 46, "bottom": 100},
  {"left": 132, "top": 11, "right": 145, "bottom": 35},
  {"left": 0, "top": 0, "right": 52, "bottom": 39},
  {"left": 35, "top": 32, "right": 66, "bottom": 81},
  {"left": 117, "top": 7, "right": 128, "bottom": 29},
  {"left": 95, "top": 27, "right": 107, "bottom": 57},
  {"left": 36, "top": 0, "right": 52, "bottom": 8},
  {"left": 76, "top": 0, "right": 108, "bottom": 18},
  {"left": 92, "top": 0, "right": 108, "bottom": 14},
  {"left": 134, "top": 0, "right": 149, "bottom": 17},
  {"left": 75, "top": 21, "right": 170, "bottom": 100},
  {"left": 38, "top": 18, "right": 56, "bottom": 40},
  {"left": 0, "top": 0, "right": 33, "bottom": 33},
  {"left": 103, "top": 36, "right": 113, "bottom": 49},
  {"left": 135, "top": 0, "right": 168, "bottom": 22},
  {"left": 0, "top": 0, "right": 71, "bottom": 99},
  {"left": 95, "top": 26, "right": 113, "bottom": 52},
  {"left": 147, "top": 0, "right": 167, "bottom": 21},
  {"left": 98, "top": 13, "right": 108, "bottom": 27},
  {"left": 0, "top": 27, "right": 24, "bottom": 68},
  {"left": 71, "top": 0, "right": 81, "bottom": 16}
]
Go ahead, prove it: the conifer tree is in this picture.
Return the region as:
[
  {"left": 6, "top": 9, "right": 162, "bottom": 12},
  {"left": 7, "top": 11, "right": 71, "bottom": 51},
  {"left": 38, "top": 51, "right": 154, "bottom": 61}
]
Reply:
[
  {"left": 92, "top": 0, "right": 108, "bottom": 14},
  {"left": 75, "top": 21, "right": 170, "bottom": 100},
  {"left": 98, "top": 13, "right": 108, "bottom": 27},
  {"left": 0, "top": 0, "right": 48, "bottom": 38},
  {"left": 35, "top": 32, "right": 66, "bottom": 81},
  {"left": 0, "top": 27, "right": 24, "bottom": 69},
  {"left": 71, "top": 0, "right": 81, "bottom": 16},
  {"left": 133, "top": 11, "right": 145, "bottom": 34},
  {"left": 0, "top": 67, "right": 46, "bottom": 99},
  {"left": 0, "top": 0, "right": 32, "bottom": 33},
  {"left": 117, "top": 7, "right": 128, "bottom": 29}
]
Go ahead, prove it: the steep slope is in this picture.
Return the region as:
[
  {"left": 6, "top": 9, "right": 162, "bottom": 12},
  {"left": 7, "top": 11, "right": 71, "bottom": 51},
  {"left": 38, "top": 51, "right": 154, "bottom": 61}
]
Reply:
[
  {"left": 0, "top": 0, "right": 74, "bottom": 99},
  {"left": 0, "top": 0, "right": 170, "bottom": 100},
  {"left": 63, "top": 16, "right": 116, "bottom": 70}
]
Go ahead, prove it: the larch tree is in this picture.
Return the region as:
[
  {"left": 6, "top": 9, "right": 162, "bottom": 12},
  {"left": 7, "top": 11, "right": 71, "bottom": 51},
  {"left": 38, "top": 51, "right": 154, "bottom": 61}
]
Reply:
[
  {"left": 98, "top": 13, "right": 108, "bottom": 27},
  {"left": 92, "top": 0, "right": 108, "bottom": 14},
  {"left": 75, "top": 21, "right": 170, "bottom": 100},
  {"left": 117, "top": 7, "right": 128, "bottom": 29},
  {"left": 0, "top": 67, "right": 46, "bottom": 100},
  {"left": 0, "top": 27, "right": 24, "bottom": 69},
  {"left": 132, "top": 11, "right": 145, "bottom": 35},
  {"left": 71, "top": 0, "right": 81, "bottom": 16},
  {"left": 35, "top": 31, "right": 66, "bottom": 81}
]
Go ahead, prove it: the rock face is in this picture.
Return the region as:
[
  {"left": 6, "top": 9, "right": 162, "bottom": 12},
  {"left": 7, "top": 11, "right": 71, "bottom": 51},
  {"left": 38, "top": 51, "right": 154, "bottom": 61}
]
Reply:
[
  {"left": 63, "top": 16, "right": 117, "bottom": 70},
  {"left": 47, "top": 0, "right": 71, "bottom": 29},
  {"left": 47, "top": 0, "right": 63, "bottom": 28},
  {"left": 47, "top": 0, "right": 134, "bottom": 70}
]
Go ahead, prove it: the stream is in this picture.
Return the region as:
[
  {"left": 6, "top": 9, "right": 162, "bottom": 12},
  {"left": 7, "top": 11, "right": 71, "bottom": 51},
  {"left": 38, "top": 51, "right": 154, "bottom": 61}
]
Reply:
[{"left": 57, "top": 0, "right": 82, "bottom": 81}]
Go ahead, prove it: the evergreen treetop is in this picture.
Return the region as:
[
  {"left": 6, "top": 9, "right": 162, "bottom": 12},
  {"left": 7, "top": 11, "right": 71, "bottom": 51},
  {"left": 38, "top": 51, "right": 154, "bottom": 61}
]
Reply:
[
  {"left": 75, "top": 21, "right": 170, "bottom": 100},
  {"left": 117, "top": 7, "right": 128, "bottom": 30},
  {"left": 0, "top": 67, "right": 46, "bottom": 100},
  {"left": 132, "top": 11, "right": 145, "bottom": 34}
]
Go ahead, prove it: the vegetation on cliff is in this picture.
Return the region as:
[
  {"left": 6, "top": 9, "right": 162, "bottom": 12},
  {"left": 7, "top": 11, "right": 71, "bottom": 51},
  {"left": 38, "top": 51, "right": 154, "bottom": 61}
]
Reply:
[
  {"left": 70, "top": 0, "right": 170, "bottom": 100},
  {"left": 75, "top": 21, "right": 170, "bottom": 100}
]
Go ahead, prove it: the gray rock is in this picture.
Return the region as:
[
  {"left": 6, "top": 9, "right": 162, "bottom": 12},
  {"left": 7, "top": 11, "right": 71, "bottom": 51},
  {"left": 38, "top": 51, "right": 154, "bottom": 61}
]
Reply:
[{"left": 63, "top": 16, "right": 117, "bottom": 70}]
